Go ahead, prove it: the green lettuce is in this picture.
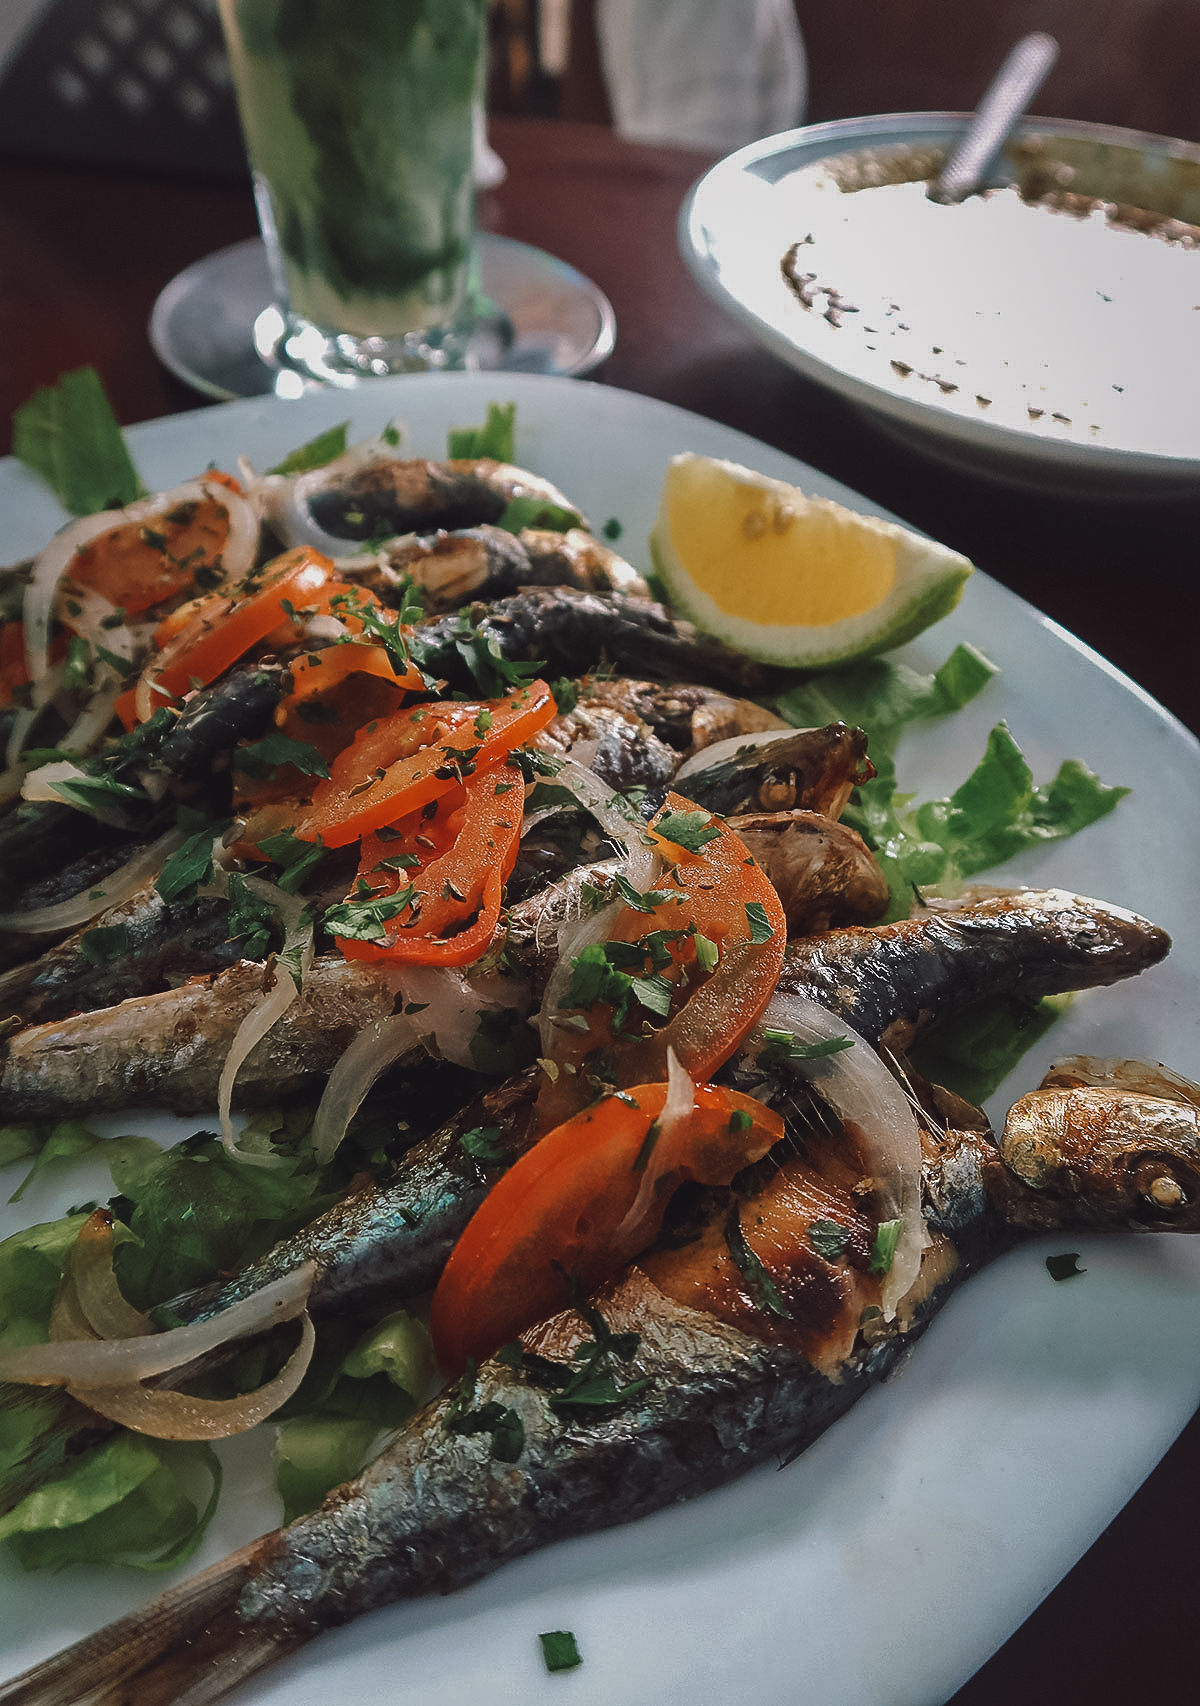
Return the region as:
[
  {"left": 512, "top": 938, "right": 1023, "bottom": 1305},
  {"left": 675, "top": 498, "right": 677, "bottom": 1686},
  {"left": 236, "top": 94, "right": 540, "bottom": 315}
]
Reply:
[
  {"left": 12, "top": 366, "right": 144, "bottom": 515},
  {"left": 773, "top": 644, "right": 1129, "bottom": 919}
]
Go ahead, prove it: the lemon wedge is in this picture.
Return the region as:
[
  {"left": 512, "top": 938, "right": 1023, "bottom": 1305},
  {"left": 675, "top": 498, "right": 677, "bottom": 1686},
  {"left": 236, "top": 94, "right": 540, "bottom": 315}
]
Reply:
[{"left": 650, "top": 454, "right": 973, "bottom": 668}]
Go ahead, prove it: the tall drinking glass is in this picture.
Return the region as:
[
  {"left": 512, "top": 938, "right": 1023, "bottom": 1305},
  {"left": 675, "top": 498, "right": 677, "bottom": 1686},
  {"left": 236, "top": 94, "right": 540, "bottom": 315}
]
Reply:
[{"left": 216, "top": 0, "right": 501, "bottom": 386}]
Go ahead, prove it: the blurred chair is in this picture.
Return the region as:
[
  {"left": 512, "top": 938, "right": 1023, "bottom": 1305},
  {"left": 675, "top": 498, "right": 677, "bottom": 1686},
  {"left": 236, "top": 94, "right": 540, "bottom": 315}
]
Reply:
[
  {"left": 0, "top": 0, "right": 246, "bottom": 177},
  {"left": 592, "top": 0, "right": 806, "bottom": 150}
]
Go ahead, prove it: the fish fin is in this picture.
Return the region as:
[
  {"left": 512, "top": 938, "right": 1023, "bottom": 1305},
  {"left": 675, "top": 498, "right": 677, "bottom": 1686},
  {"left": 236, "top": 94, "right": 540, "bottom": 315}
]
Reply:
[{"left": 0, "top": 1537, "right": 301, "bottom": 1706}]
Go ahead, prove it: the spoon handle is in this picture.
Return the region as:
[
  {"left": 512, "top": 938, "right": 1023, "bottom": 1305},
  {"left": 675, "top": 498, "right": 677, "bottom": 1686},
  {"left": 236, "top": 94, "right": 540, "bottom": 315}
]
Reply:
[{"left": 928, "top": 31, "right": 1060, "bottom": 204}]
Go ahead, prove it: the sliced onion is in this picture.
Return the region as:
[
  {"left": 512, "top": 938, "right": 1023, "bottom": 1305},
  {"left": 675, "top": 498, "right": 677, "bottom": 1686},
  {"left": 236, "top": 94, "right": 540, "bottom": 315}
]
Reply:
[
  {"left": 23, "top": 477, "right": 261, "bottom": 693},
  {"left": 674, "top": 728, "right": 815, "bottom": 785},
  {"left": 66, "top": 1209, "right": 152, "bottom": 1340},
  {"left": 755, "top": 990, "right": 926, "bottom": 1320},
  {"left": 71, "top": 1312, "right": 315, "bottom": 1439},
  {"left": 526, "top": 756, "right": 652, "bottom": 853},
  {"left": 398, "top": 963, "right": 532, "bottom": 1069},
  {"left": 0, "top": 1264, "right": 315, "bottom": 1387},
  {"left": 218, "top": 966, "right": 299, "bottom": 1166},
  {"left": 0, "top": 827, "right": 185, "bottom": 934},
  {"left": 613, "top": 1047, "right": 696, "bottom": 1249},
  {"left": 311, "top": 1011, "right": 420, "bottom": 1165},
  {"left": 218, "top": 877, "right": 316, "bottom": 1164},
  {"left": 252, "top": 421, "right": 411, "bottom": 555},
  {"left": 537, "top": 833, "right": 662, "bottom": 1061}
]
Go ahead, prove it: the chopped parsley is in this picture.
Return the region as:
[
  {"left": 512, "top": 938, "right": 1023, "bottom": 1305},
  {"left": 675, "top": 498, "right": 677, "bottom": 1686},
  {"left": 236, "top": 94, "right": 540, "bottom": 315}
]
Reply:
[
  {"left": 724, "top": 1204, "right": 793, "bottom": 1320},
  {"left": 323, "top": 886, "right": 416, "bottom": 944},
  {"left": 808, "top": 1219, "right": 850, "bottom": 1262},
  {"left": 1046, "top": 1252, "right": 1086, "bottom": 1281},
  {"left": 759, "top": 1029, "right": 853, "bottom": 1069},
  {"left": 495, "top": 494, "right": 582, "bottom": 534},
  {"left": 744, "top": 900, "right": 775, "bottom": 944},
  {"left": 233, "top": 732, "right": 330, "bottom": 782},
  {"left": 654, "top": 809, "right": 721, "bottom": 853},
  {"left": 266, "top": 422, "right": 349, "bottom": 476},
  {"left": 459, "top": 1126, "right": 507, "bottom": 1163},
  {"left": 256, "top": 829, "right": 326, "bottom": 895},
  {"left": 77, "top": 923, "right": 130, "bottom": 967},
  {"left": 539, "top": 1631, "right": 583, "bottom": 1673},
  {"left": 868, "top": 1218, "right": 904, "bottom": 1277}
]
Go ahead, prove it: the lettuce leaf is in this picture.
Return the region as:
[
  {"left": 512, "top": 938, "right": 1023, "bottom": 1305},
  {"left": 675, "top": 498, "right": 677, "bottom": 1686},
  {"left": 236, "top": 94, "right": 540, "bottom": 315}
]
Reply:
[
  {"left": 446, "top": 401, "right": 516, "bottom": 462},
  {"left": 12, "top": 366, "right": 144, "bottom": 515},
  {"left": 774, "top": 644, "right": 1128, "bottom": 918},
  {"left": 0, "top": 1430, "right": 221, "bottom": 1573}
]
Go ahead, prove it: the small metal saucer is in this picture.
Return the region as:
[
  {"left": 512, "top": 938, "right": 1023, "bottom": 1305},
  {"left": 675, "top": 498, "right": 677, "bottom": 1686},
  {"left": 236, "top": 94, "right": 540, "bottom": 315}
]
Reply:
[{"left": 150, "top": 232, "right": 616, "bottom": 400}]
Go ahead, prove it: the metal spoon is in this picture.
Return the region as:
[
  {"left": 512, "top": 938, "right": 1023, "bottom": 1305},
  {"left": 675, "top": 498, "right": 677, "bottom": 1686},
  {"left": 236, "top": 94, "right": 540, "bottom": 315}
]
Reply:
[{"left": 927, "top": 32, "right": 1060, "bottom": 204}]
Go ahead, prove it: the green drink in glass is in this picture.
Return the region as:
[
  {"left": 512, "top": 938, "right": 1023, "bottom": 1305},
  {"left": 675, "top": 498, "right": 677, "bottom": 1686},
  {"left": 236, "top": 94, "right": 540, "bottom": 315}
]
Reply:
[{"left": 217, "top": 0, "right": 498, "bottom": 383}]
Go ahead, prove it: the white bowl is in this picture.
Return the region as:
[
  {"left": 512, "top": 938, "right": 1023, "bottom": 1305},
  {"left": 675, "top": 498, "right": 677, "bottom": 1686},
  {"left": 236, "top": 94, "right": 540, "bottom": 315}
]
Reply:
[{"left": 680, "top": 112, "right": 1200, "bottom": 495}]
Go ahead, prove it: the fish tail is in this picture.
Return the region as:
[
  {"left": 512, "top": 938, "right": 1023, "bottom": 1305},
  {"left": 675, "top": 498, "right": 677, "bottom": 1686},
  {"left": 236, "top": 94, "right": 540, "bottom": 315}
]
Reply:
[{"left": 0, "top": 1536, "right": 303, "bottom": 1706}]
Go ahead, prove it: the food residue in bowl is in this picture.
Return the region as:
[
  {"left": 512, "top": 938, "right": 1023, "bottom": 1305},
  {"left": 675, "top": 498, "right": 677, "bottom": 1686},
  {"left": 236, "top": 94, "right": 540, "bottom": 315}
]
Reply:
[{"left": 776, "top": 157, "right": 1200, "bottom": 457}]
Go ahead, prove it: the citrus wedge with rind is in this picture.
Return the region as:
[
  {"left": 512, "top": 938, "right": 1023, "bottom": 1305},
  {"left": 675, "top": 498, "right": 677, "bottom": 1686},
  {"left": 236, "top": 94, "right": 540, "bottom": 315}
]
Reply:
[{"left": 649, "top": 453, "right": 973, "bottom": 669}]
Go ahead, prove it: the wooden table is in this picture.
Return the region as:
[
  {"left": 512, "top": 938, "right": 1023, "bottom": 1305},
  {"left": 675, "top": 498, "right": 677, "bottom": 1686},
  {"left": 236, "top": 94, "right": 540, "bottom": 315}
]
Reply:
[{"left": 1, "top": 114, "right": 1198, "bottom": 1705}]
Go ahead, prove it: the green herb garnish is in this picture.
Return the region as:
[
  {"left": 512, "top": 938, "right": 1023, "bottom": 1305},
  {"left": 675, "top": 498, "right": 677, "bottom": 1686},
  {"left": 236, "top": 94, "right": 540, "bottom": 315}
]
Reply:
[
  {"left": 868, "top": 1218, "right": 904, "bottom": 1276},
  {"left": 1046, "top": 1252, "right": 1086, "bottom": 1281},
  {"left": 539, "top": 1631, "right": 583, "bottom": 1673},
  {"left": 724, "top": 1204, "right": 793, "bottom": 1319},
  {"left": 267, "top": 423, "right": 349, "bottom": 476},
  {"left": 13, "top": 366, "right": 144, "bottom": 514},
  {"left": 654, "top": 809, "right": 721, "bottom": 852},
  {"left": 447, "top": 401, "right": 516, "bottom": 462},
  {"left": 808, "top": 1219, "right": 850, "bottom": 1262}
]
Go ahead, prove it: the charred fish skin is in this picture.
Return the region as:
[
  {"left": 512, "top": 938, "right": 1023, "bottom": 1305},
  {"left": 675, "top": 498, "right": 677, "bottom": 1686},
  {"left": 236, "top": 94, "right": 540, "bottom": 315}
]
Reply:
[
  {"left": 0, "top": 890, "right": 241, "bottom": 1027},
  {"left": 410, "top": 587, "right": 786, "bottom": 698},
  {"left": 0, "top": 1268, "right": 940, "bottom": 1706},
  {"left": 168, "top": 1069, "right": 541, "bottom": 1327},
  {"left": 651, "top": 723, "right": 875, "bottom": 822},
  {"left": 775, "top": 888, "right": 1171, "bottom": 1054},
  {"left": 5, "top": 1069, "right": 1200, "bottom": 1706},
  {"left": 0, "top": 957, "right": 404, "bottom": 1117},
  {"left": 307, "top": 457, "right": 583, "bottom": 542}
]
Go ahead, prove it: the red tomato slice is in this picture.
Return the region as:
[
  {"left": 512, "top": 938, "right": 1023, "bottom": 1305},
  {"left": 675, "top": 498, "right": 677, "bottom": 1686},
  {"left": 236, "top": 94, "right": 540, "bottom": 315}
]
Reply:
[
  {"left": 430, "top": 1079, "right": 783, "bottom": 1374},
  {"left": 535, "top": 791, "right": 786, "bottom": 1130},
  {"left": 116, "top": 548, "right": 361, "bottom": 727},
  {"left": 337, "top": 762, "right": 525, "bottom": 966},
  {"left": 242, "top": 678, "right": 555, "bottom": 851}
]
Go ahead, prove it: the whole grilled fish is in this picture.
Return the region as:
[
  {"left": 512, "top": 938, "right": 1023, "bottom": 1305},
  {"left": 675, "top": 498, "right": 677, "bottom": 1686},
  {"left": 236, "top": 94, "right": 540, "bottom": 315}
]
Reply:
[
  {"left": 4, "top": 1058, "right": 1199, "bottom": 1706},
  {"left": 305, "top": 456, "right": 583, "bottom": 543},
  {"left": 98, "top": 890, "right": 1173, "bottom": 1340},
  {"left": 410, "top": 587, "right": 786, "bottom": 697},
  {"left": 0, "top": 887, "right": 1169, "bottom": 1122},
  {"left": 365, "top": 524, "right": 649, "bottom": 614}
]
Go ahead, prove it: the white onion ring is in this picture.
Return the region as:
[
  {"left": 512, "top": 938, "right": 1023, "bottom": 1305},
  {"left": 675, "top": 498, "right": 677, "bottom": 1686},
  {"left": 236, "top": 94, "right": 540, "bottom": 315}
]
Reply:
[
  {"left": 22, "top": 477, "right": 261, "bottom": 694},
  {"left": 0, "top": 1265, "right": 315, "bottom": 1387},
  {"left": 613, "top": 1047, "right": 695, "bottom": 1249},
  {"left": 0, "top": 826, "right": 185, "bottom": 935},
  {"left": 673, "top": 727, "right": 815, "bottom": 785},
  {"left": 252, "top": 421, "right": 410, "bottom": 555},
  {"left": 755, "top": 990, "right": 926, "bottom": 1320},
  {"left": 525, "top": 756, "right": 651, "bottom": 852},
  {"left": 310, "top": 1011, "right": 420, "bottom": 1166},
  {"left": 72, "top": 1312, "right": 316, "bottom": 1439}
]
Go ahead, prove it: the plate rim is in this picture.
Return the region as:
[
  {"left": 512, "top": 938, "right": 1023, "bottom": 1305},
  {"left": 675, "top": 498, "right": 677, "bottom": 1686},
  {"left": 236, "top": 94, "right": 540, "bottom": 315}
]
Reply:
[{"left": 2, "top": 370, "right": 1199, "bottom": 1706}]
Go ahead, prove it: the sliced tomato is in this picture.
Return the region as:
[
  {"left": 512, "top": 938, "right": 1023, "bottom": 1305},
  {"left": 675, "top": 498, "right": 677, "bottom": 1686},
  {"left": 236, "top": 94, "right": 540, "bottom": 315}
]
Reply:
[
  {"left": 535, "top": 791, "right": 787, "bottom": 1130},
  {"left": 336, "top": 761, "right": 525, "bottom": 966},
  {"left": 241, "top": 677, "right": 556, "bottom": 851},
  {"left": 430, "top": 1078, "right": 783, "bottom": 1374},
  {"left": 0, "top": 622, "right": 29, "bottom": 705},
  {"left": 116, "top": 548, "right": 365, "bottom": 727},
  {"left": 67, "top": 486, "right": 238, "bottom": 617}
]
